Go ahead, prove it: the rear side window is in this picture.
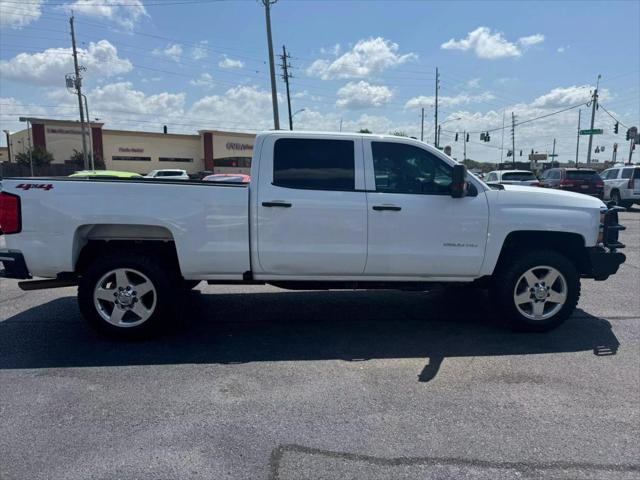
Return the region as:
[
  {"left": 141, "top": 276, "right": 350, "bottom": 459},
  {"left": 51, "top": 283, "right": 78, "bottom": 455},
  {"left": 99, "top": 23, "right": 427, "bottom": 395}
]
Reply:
[
  {"left": 634, "top": 169, "right": 640, "bottom": 179},
  {"left": 273, "top": 138, "right": 355, "bottom": 191},
  {"left": 566, "top": 170, "right": 600, "bottom": 180},
  {"left": 621, "top": 169, "right": 634, "bottom": 179},
  {"left": 502, "top": 172, "right": 536, "bottom": 181}
]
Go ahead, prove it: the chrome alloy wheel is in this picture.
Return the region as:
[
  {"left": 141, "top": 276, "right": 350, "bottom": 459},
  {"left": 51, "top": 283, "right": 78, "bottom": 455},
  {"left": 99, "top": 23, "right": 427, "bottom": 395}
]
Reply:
[
  {"left": 93, "top": 268, "right": 157, "bottom": 327},
  {"left": 513, "top": 265, "right": 567, "bottom": 321}
]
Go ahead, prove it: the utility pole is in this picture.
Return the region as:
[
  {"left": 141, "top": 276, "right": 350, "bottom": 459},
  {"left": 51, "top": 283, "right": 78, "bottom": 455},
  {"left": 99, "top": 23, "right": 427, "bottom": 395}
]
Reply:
[
  {"left": 69, "top": 15, "right": 89, "bottom": 169},
  {"left": 575, "top": 108, "right": 581, "bottom": 167},
  {"left": 437, "top": 124, "right": 441, "bottom": 147},
  {"left": 500, "top": 110, "right": 505, "bottom": 167},
  {"left": 280, "top": 45, "right": 293, "bottom": 130},
  {"left": 586, "top": 74, "right": 601, "bottom": 164},
  {"left": 420, "top": 107, "right": 424, "bottom": 142},
  {"left": 551, "top": 138, "right": 556, "bottom": 165},
  {"left": 463, "top": 131, "right": 467, "bottom": 162},
  {"left": 261, "top": 0, "right": 280, "bottom": 130},
  {"left": 511, "top": 112, "right": 516, "bottom": 169},
  {"left": 434, "top": 67, "right": 439, "bottom": 146}
]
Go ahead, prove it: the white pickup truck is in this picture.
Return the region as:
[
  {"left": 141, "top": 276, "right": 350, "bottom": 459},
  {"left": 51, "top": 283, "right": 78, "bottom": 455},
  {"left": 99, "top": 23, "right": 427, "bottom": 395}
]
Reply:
[{"left": 0, "top": 132, "right": 626, "bottom": 337}]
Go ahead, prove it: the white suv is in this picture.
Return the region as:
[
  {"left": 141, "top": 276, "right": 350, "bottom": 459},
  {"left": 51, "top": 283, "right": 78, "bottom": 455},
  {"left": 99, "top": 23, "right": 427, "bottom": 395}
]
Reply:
[
  {"left": 484, "top": 170, "right": 540, "bottom": 186},
  {"left": 145, "top": 169, "right": 189, "bottom": 180},
  {"left": 600, "top": 165, "right": 640, "bottom": 208}
]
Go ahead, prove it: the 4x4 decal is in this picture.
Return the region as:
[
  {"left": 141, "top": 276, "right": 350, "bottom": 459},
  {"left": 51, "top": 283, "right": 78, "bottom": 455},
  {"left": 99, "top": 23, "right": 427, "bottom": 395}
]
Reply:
[{"left": 15, "top": 183, "right": 54, "bottom": 191}]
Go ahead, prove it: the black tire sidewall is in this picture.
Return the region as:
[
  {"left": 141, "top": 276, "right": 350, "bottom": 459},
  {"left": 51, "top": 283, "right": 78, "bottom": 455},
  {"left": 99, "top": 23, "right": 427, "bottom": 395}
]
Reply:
[
  {"left": 78, "top": 252, "right": 177, "bottom": 338},
  {"left": 492, "top": 250, "right": 580, "bottom": 332}
]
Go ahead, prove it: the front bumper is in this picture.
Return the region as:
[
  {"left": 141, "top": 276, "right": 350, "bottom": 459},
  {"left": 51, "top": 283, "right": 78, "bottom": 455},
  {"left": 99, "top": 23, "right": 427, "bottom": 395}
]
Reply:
[
  {"left": 0, "top": 249, "right": 31, "bottom": 279},
  {"left": 586, "top": 247, "right": 626, "bottom": 280}
]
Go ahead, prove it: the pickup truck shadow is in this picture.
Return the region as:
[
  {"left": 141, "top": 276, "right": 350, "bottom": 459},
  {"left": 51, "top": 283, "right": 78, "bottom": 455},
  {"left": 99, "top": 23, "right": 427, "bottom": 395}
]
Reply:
[{"left": 0, "top": 288, "right": 620, "bottom": 382}]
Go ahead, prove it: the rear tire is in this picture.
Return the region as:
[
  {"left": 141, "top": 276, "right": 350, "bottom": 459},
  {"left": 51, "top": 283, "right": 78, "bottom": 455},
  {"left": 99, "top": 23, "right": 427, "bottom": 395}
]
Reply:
[
  {"left": 78, "top": 251, "right": 179, "bottom": 338},
  {"left": 490, "top": 249, "right": 580, "bottom": 332},
  {"left": 611, "top": 190, "right": 623, "bottom": 207}
]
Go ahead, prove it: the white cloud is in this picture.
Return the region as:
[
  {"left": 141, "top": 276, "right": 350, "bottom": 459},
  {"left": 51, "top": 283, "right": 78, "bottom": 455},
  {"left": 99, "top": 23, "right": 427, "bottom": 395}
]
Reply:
[
  {"left": 190, "top": 73, "right": 214, "bottom": 88},
  {"left": 518, "top": 34, "right": 545, "bottom": 46},
  {"left": 466, "top": 78, "right": 481, "bottom": 88},
  {"left": 0, "top": 40, "right": 132, "bottom": 86},
  {"left": 218, "top": 56, "right": 244, "bottom": 69},
  {"left": 191, "top": 41, "right": 208, "bottom": 61},
  {"left": 153, "top": 44, "right": 183, "bottom": 62},
  {"left": 0, "top": 97, "right": 48, "bottom": 138},
  {"left": 336, "top": 81, "right": 393, "bottom": 109},
  {"left": 61, "top": 0, "right": 148, "bottom": 30},
  {"left": 557, "top": 46, "right": 569, "bottom": 53},
  {"left": 189, "top": 85, "right": 277, "bottom": 130},
  {"left": 405, "top": 91, "right": 496, "bottom": 109},
  {"left": 0, "top": 0, "right": 43, "bottom": 28},
  {"left": 306, "top": 37, "right": 416, "bottom": 80},
  {"left": 320, "top": 44, "right": 341, "bottom": 56},
  {"left": 441, "top": 27, "right": 543, "bottom": 59},
  {"left": 531, "top": 85, "right": 606, "bottom": 108}
]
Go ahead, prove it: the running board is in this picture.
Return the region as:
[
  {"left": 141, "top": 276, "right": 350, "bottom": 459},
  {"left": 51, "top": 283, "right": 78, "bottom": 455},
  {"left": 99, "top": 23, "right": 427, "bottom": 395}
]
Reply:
[{"left": 18, "top": 278, "right": 78, "bottom": 291}]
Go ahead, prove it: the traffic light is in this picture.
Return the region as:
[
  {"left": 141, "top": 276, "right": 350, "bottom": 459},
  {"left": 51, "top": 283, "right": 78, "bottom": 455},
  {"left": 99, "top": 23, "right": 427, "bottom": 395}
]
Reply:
[
  {"left": 480, "top": 133, "right": 485, "bottom": 141},
  {"left": 485, "top": 132, "right": 490, "bottom": 142},
  {"left": 614, "top": 122, "right": 619, "bottom": 134},
  {"left": 626, "top": 129, "right": 632, "bottom": 140},
  {"left": 455, "top": 132, "right": 458, "bottom": 141},
  {"left": 466, "top": 133, "right": 469, "bottom": 142},
  {"left": 519, "top": 150, "right": 522, "bottom": 157}
]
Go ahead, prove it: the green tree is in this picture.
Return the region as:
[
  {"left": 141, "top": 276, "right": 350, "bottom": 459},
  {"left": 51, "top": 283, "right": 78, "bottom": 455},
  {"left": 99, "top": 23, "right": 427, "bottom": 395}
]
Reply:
[
  {"left": 15, "top": 146, "right": 54, "bottom": 167},
  {"left": 357, "top": 128, "right": 372, "bottom": 134},
  {"left": 69, "top": 149, "right": 105, "bottom": 169},
  {"left": 390, "top": 130, "right": 408, "bottom": 137}
]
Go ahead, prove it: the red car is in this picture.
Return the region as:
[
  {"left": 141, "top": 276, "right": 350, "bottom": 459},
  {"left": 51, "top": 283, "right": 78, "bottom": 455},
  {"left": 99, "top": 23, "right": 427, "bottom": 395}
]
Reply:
[
  {"left": 202, "top": 174, "right": 250, "bottom": 184},
  {"left": 539, "top": 168, "right": 604, "bottom": 199}
]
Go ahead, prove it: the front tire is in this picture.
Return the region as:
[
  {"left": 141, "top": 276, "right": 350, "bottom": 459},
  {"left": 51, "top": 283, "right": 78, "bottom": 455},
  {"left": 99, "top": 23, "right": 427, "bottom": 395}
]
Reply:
[
  {"left": 491, "top": 249, "right": 580, "bottom": 332},
  {"left": 78, "top": 251, "right": 178, "bottom": 338}
]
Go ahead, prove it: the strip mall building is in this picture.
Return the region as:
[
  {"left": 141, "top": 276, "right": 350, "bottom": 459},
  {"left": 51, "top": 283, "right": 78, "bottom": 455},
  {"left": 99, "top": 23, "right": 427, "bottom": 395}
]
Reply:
[{"left": 5, "top": 118, "right": 256, "bottom": 175}]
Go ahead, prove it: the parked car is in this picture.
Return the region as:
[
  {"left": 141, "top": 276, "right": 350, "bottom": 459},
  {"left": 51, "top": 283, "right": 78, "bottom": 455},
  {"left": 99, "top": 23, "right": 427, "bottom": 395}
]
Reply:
[
  {"left": 69, "top": 170, "right": 143, "bottom": 179},
  {"left": 600, "top": 165, "right": 640, "bottom": 208},
  {"left": 539, "top": 168, "right": 604, "bottom": 199},
  {"left": 145, "top": 169, "right": 189, "bottom": 180},
  {"left": 0, "top": 131, "right": 625, "bottom": 338},
  {"left": 485, "top": 170, "right": 540, "bottom": 186},
  {"left": 203, "top": 174, "right": 250, "bottom": 183}
]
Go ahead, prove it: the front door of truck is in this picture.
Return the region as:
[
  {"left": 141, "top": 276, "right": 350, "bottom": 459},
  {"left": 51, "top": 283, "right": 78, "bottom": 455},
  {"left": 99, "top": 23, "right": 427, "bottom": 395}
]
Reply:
[
  {"left": 363, "top": 139, "right": 489, "bottom": 278},
  {"left": 256, "top": 135, "right": 367, "bottom": 276}
]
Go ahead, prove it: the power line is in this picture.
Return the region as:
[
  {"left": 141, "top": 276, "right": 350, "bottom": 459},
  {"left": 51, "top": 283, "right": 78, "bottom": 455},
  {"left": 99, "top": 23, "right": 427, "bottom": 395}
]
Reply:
[{"left": 599, "top": 104, "right": 630, "bottom": 129}]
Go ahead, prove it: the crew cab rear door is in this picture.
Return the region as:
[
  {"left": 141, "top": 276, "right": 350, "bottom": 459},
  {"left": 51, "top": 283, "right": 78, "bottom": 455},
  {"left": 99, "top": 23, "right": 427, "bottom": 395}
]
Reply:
[
  {"left": 362, "top": 139, "right": 489, "bottom": 277},
  {"left": 255, "top": 134, "right": 367, "bottom": 275}
]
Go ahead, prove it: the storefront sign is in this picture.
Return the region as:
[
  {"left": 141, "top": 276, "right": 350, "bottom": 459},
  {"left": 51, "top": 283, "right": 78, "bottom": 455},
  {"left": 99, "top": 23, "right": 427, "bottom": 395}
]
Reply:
[
  {"left": 226, "top": 142, "right": 253, "bottom": 151},
  {"left": 118, "top": 147, "right": 144, "bottom": 153},
  {"left": 46, "top": 127, "right": 89, "bottom": 136}
]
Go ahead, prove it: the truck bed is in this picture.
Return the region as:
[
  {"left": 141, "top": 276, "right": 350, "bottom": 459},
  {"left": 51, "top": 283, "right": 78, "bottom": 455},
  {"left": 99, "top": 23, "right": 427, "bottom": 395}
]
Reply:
[{"left": 0, "top": 177, "right": 251, "bottom": 279}]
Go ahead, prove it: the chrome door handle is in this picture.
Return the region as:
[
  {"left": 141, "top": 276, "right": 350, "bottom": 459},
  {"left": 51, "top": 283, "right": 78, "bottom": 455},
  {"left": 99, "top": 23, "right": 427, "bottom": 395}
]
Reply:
[
  {"left": 372, "top": 205, "right": 402, "bottom": 211},
  {"left": 262, "top": 201, "right": 292, "bottom": 208}
]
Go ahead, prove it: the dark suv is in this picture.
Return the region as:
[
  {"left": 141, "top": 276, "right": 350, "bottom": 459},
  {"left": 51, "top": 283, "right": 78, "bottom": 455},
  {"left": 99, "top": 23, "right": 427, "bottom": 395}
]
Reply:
[{"left": 539, "top": 168, "right": 604, "bottom": 199}]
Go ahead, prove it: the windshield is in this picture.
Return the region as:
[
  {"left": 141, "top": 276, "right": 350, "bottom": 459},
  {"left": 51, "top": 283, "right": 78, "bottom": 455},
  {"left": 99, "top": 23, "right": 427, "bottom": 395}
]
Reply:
[{"left": 502, "top": 172, "right": 536, "bottom": 181}]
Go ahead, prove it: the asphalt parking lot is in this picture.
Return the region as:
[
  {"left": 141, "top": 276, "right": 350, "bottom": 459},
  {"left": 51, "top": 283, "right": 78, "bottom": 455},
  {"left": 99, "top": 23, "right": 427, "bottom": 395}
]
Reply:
[{"left": 1, "top": 211, "right": 639, "bottom": 480}]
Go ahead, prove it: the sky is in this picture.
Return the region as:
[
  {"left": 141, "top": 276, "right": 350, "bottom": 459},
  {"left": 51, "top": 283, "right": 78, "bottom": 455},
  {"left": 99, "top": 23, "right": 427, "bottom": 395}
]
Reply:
[{"left": 0, "top": 0, "right": 638, "bottom": 163}]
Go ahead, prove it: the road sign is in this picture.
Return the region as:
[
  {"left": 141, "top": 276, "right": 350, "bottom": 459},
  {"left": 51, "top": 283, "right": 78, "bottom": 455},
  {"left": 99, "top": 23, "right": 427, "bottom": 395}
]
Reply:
[
  {"left": 579, "top": 129, "right": 603, "bottom": 135},
  {"left": 529, "top": 153, "right": 547, "bottom": 161}
]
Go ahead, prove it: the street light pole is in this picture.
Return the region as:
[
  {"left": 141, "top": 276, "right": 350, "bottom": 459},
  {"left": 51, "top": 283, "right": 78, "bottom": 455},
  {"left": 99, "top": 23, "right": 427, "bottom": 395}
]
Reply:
[{"left": 586, "top": 74, "right": 601, "bottom": 165}]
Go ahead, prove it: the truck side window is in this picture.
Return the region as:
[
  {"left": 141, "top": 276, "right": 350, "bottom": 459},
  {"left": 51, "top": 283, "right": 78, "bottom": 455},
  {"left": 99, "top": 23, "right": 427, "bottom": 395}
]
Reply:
[
  {"left": 273, "top": 138, "right": 355, "bottom": 191},
  {"left": 621, "top": 169, "right": 633, "bottom": 179},
  {"left": 371, "top": 142, "right": 452, "bottom": 195}
]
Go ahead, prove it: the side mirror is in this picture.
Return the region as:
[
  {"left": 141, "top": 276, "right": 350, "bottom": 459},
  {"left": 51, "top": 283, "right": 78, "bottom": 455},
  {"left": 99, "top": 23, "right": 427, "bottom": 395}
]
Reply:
[{"left": 450, "top": 164, "right": 468, "bottom": 198}]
